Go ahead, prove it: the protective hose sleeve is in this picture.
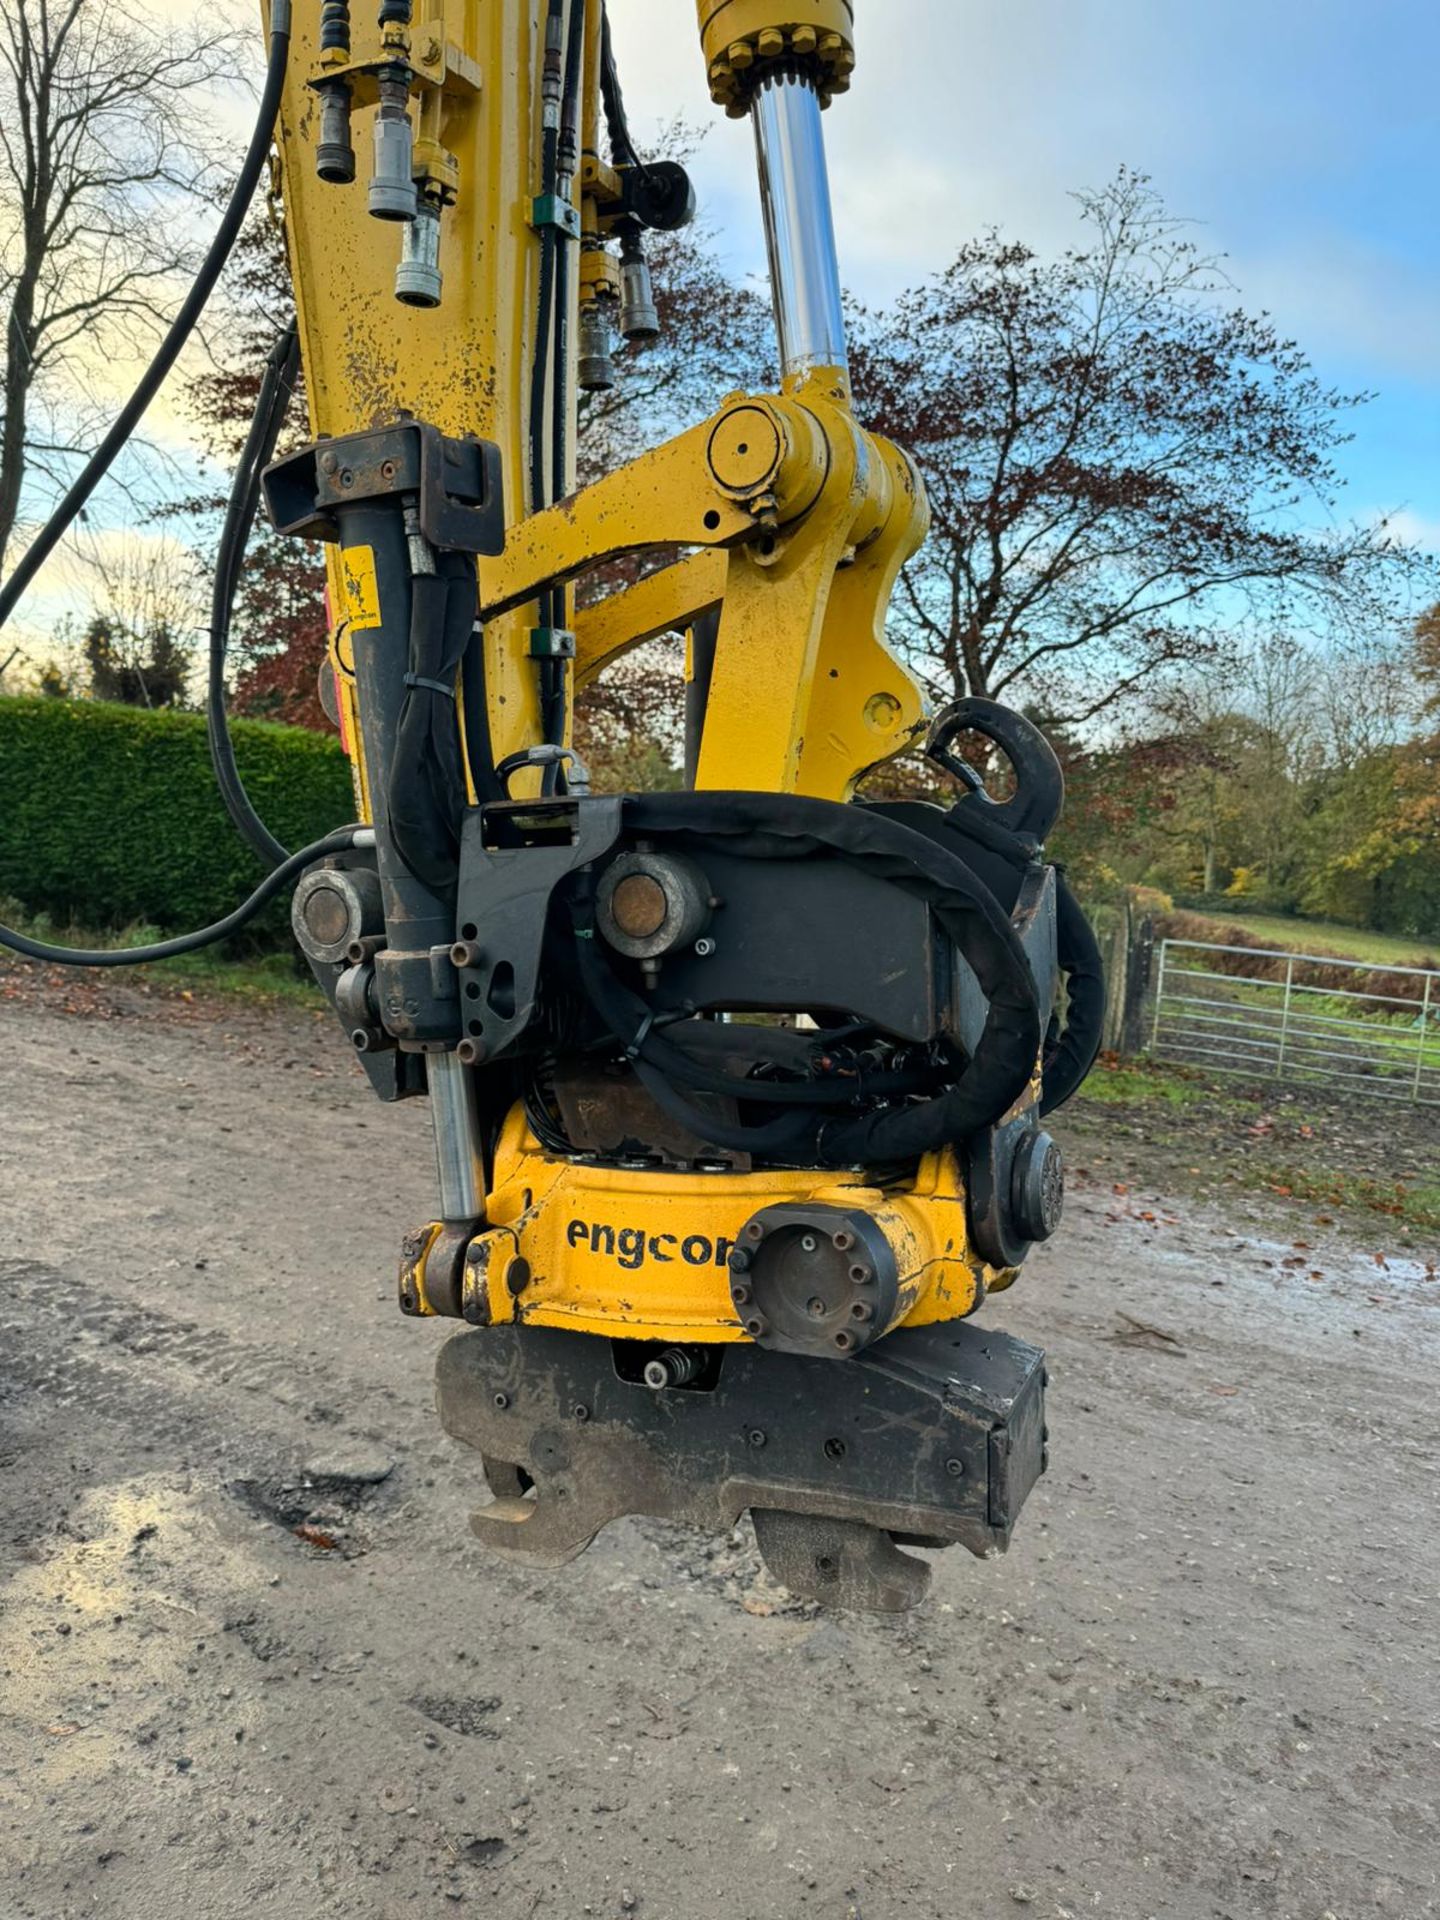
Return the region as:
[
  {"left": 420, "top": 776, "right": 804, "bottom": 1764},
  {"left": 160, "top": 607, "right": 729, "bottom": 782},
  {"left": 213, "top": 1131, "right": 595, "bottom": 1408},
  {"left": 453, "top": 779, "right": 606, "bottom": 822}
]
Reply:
[
  {"left": 603, "top": 793, "right": 1042, "bottom": 1163},
  {"left": 0, "top": 827, "right": 361, "bottom": 968},
  {"left": 0, "top": 10, "right": 292, "bottom": 630},
  {"left": 1040, "top": 871, "right": 1105, "bottom": 1115},
  {"left": 930, "top": 798, "right": 1105, "bottom": 1114}
]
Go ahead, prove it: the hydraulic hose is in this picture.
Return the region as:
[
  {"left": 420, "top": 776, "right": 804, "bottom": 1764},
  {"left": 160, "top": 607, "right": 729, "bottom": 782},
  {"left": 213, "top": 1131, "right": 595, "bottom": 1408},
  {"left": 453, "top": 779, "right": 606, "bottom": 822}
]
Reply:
[
  {"left": 0, "top": 0, "right": 294, "bottom": 631},
  {"left": 599, "top": 5, "right": 647, "bottom": 177},
  {"left": 567, "top": 793, "right": 1041, "bottom": 1167},
  {"left": 207, "top": 320, "right": 301, "bottom": 871},
  {"left": 0, "top": 825, "right": 366, "bottom": 969}
]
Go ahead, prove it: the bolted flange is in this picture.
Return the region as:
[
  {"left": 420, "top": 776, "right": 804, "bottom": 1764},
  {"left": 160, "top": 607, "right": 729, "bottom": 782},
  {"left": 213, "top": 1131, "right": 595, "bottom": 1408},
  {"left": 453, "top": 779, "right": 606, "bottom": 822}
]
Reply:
[{"left": 728, "top": 1203, "right": 899, "bottom": 1358}]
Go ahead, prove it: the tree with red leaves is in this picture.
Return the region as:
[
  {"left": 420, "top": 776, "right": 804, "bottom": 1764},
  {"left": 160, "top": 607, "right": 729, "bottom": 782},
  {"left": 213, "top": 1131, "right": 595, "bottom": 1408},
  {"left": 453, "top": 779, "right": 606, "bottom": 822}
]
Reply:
[{"left": 849, "top": 169, "right": 1428, "bottom": 728}]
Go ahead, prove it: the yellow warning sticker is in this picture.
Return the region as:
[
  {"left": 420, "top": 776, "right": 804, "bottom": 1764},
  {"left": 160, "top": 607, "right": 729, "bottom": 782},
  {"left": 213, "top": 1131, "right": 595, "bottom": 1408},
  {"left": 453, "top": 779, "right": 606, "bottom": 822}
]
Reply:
[{"left": 339, "top": 544, "right": 382, "bottom": 632}]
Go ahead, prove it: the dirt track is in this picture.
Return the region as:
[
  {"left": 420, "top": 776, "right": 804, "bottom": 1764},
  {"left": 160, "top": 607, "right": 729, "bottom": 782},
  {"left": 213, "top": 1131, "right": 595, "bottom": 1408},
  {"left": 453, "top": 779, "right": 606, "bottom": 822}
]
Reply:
[{"left": 2, "top": 981, "right": 1437, "bottom": 1920}]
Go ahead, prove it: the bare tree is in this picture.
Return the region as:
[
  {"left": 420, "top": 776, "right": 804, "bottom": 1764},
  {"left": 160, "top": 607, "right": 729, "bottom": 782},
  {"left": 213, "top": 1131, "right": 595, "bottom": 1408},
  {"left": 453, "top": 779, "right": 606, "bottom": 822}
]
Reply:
[
  {"left": 52, "top": 528, "right": 200, "bottom": 706},
  {"left": 0, "top": 0, "right": 244, "bottom": 568},
  {"left": 850, "top": 170, "right": 1433, "bottom": 727}
]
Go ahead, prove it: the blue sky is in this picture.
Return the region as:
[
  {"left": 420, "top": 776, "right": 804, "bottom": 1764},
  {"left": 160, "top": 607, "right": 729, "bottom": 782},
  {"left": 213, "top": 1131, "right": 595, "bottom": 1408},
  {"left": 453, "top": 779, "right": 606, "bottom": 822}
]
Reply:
[
  {"left": 8, "top": 0, "right": 1434, "bottom": 669},
  {"left": 611, "top": 0, "right": 1440, "bottom": 547}
]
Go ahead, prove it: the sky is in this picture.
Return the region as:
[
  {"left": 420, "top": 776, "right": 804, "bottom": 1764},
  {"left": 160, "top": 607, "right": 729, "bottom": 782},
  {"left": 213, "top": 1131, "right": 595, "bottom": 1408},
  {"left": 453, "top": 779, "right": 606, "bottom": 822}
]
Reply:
[
  {"left": 609, "top": 0, "right": 1440, "bottom": 546},
  {"left": 6, "top": 0, "right": 1437, "bottom": 670}
]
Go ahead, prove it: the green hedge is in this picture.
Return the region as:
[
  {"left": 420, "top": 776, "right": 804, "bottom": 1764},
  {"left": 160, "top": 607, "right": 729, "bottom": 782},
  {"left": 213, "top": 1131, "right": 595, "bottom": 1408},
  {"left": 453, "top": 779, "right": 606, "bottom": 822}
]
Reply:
[{"left": 0, "top": 698, "right": 355, "bottom": 934}]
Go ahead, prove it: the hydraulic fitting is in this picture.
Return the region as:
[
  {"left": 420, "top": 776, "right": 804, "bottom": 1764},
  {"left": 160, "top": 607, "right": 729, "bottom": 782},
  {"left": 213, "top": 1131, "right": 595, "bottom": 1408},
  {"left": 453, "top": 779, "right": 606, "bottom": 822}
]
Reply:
[
  {"left": 396, "top": 198, "right": 442, "bottom": 306},
  {"left": 617, "top": 223, "right": 659, "bottom": 342},
  {"left": 316, "top": 82, "right": 356, "bottom": 184},
  {"left": 316, "top": 0, "right": 354, "bottom": 181},
  {"left": 578, "top": 299, "right": 617, "bottom": 391},
  {"left": 369, "top": 69, "right": 417, "bottom": 221}
]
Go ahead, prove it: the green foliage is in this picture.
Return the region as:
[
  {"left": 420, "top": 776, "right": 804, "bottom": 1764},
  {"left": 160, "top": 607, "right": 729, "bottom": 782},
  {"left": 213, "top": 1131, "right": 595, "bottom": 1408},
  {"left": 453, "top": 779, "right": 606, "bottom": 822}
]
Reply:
[
  {"left": 0, "top": 697, "right": 353, "bottom": 934},
  {"left": 1077, "top": 1060, "right": 1220, "bottom": 1109},
  {"left": 1168, "top": 907, "right": 1438, "bottom": 969}
]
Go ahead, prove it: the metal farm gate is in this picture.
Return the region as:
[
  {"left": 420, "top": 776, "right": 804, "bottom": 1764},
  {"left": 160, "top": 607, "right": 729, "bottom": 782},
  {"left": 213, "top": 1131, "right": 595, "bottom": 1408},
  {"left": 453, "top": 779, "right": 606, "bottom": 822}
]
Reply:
[{"left": 1150, "top": 938, "right": 1440, "bottom": 1105}]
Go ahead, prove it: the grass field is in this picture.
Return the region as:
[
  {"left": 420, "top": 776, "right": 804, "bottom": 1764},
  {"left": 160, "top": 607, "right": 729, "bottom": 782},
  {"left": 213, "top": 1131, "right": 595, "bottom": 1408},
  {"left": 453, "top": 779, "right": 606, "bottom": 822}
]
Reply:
[
  {"left": 1071, "top": 1052, "right": 1440, "bottom": 1239},
  {"left": 1175, "top": 908, "right": 1438, "bottom": 967},
  {"left": 0, "top": 895, "right": 322, "bottom": 1007}
]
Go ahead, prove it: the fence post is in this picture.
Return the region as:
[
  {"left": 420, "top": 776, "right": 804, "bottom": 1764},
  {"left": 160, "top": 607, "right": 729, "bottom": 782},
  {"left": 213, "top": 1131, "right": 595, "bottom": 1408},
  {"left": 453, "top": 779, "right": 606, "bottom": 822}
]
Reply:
[
  {"left": 1415, "top": 971, "right": 1435, "bottom": 1103},
  {"left": 1101, "top": 904, "right": 1130, "bottom": 1053},
  {"left": 1120, "top": 915, "right": 1155, "bottom": 1056},
  {"left": 1149, "top": 939, "right": 1168, "bottom": 1054},
  {"left": 1276, "top": 955, "right": 1295, "bottom": 1080}
]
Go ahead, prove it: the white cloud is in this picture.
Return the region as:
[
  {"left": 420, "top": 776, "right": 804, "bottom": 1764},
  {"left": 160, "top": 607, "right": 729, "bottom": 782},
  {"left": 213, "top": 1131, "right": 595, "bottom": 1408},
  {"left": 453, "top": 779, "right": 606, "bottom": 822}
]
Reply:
[{"left": 1369, "top": 507, "right": 1440, "bottom": 553}]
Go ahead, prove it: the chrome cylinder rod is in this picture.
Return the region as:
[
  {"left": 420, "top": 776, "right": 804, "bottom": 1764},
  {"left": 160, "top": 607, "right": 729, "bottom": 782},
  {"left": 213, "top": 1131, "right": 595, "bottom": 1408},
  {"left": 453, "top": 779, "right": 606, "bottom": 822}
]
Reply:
[
  {"left": 751, "top": 70, "right": 849, "bottom": 381},
  {"left": 426, "top": 1050, "right": 484, "bottom": 1223}
]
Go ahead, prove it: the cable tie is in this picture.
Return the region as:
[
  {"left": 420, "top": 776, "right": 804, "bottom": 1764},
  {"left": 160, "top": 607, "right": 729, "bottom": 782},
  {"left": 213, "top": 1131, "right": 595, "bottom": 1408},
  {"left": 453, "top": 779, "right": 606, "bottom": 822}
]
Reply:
[
  {"left": 404, "top": 672, "right": 456, "bottom": 698},
  {"left": 624, "top": 1012, "right": 656, "bottom": 1061}
]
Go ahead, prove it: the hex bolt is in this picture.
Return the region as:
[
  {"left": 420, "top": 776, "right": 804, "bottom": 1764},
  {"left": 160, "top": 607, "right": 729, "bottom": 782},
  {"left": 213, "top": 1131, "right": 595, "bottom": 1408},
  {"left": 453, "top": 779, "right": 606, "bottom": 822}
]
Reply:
[
  {"left": 693, "top": 937, "right": 716, "bottom": 957},
  {"left": 727, "top": 1246, "right": 752, "bottom": 1272}
]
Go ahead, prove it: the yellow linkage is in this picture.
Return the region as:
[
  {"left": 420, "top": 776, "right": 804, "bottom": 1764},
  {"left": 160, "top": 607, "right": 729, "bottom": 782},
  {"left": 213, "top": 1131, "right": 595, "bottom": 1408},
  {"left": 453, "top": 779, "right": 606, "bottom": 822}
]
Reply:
[{"left": 479, "top": 374, "right": 928, "bottom": 800}]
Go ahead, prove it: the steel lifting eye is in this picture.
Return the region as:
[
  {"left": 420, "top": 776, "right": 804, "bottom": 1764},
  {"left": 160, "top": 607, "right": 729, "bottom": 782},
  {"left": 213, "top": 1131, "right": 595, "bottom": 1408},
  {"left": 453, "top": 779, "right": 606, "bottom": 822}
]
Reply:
[{"left": 925, "top": 696, "right": 1065, "bottom": 843}]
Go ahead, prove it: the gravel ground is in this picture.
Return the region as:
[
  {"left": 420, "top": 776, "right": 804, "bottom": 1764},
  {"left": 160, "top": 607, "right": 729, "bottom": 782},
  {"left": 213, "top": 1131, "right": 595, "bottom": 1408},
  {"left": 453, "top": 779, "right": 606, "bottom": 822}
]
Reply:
[{"left": 1, "top": 975, "right": 1437, "bottom": 1920}]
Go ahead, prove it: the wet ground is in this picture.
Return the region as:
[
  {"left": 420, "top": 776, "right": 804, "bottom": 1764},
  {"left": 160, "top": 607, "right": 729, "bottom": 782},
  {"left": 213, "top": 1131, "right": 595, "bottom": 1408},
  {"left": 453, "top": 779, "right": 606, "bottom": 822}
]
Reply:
[{"left": 2, "top": 976, "right": 1437, "bottom": 1919}]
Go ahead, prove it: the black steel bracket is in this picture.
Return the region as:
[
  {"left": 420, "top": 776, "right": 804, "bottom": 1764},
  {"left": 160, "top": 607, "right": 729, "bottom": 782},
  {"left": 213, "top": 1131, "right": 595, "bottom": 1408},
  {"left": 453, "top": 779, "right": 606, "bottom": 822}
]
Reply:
[{"left": 264, "top": 420, "right": 505, "bottom": 555}]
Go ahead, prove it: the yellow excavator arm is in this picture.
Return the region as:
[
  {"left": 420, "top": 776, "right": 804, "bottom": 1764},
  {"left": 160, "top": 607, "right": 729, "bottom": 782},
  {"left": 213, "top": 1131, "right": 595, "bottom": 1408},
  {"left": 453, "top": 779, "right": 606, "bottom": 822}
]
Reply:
[{"left": 258, "top": 0, "right": 1095, "bottom": 1610}]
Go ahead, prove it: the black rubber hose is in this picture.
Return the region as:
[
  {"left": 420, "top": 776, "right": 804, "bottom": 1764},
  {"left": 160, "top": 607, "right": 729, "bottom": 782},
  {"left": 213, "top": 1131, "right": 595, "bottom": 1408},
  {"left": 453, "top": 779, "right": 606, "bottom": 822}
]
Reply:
[
  {"left": 387, "top": 555, "right": 476, "bottom": 893},
  {"left": 1040, "top": 871, "right": 1105, "bottom": 1115},
  {"left": 932, "top": 799, "right": 1106, "bottom": 1114},
  {"left": 207, "top": 320, "right": 302, "bottom": 871},
  {"left": 569, "top": 915, "right": 948, "bottom": 1108},
  {"left": 599, "top": 5, "right": 647, "bottom": 177},
  {"left": 459, "top": 620, "right": 504, "bottom": 806},
  {"left": 568, "top": 794, "right": 1040, "bottom": 1165},
  {"left": 633, "top": 1058, "right": 817, "bottom": 1158},
  {"left": 0, "top": 825, "right": 363, "bottom": 968},
  {"left": 0, "top": 0, "right": 294, "bottom": 631}
]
